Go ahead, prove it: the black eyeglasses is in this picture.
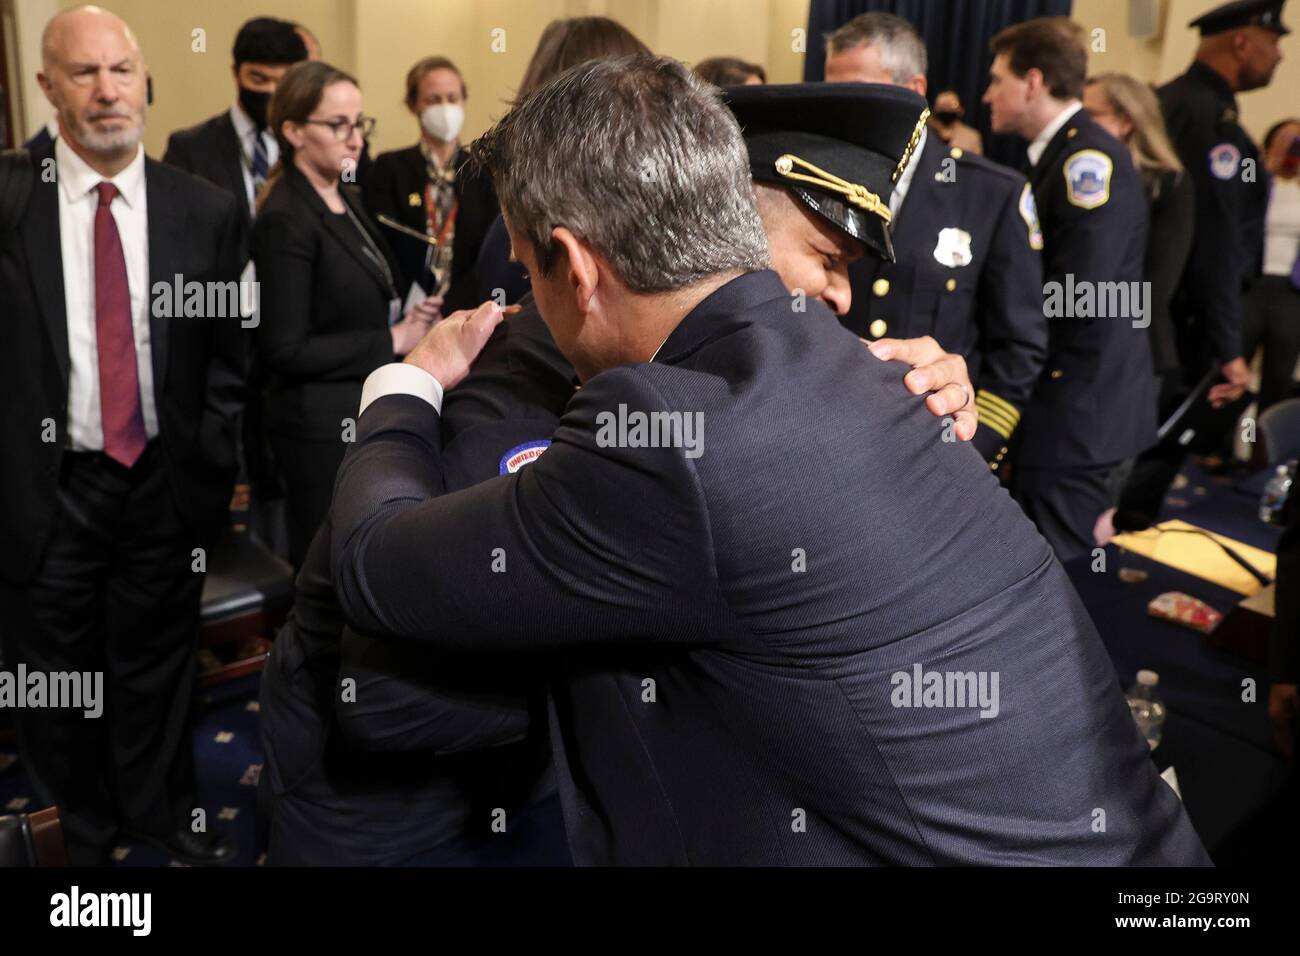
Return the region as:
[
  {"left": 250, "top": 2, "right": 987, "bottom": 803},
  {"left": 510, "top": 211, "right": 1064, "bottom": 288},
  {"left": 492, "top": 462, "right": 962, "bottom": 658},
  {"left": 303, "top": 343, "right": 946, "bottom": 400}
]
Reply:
[{"left": 302, "top": 115, "right": 377, "bottom": 141}]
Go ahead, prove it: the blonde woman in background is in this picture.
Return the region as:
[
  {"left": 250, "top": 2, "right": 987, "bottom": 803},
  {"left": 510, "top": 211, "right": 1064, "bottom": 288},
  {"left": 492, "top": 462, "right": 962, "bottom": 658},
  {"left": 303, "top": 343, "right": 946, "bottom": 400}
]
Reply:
[
  {"left": 1085, "top": 72, "right": 1194, "bottom": 380},
  {"left": 1084, "top": 72, "right": 1196, "bottom": 544}
]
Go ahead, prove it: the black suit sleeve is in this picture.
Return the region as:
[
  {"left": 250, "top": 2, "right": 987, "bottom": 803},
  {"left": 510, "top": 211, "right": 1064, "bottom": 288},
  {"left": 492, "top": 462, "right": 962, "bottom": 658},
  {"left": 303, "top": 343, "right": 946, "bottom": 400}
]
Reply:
[
  {"left": 273, "top": 522, "right": 532, "bottom": 753},
  {"left": 336, "top": 625, "right": 531, "bottom": 753},
  {"left": 971, "top": 179, "right": 1047, "bottom": 462},
  {"left": 360, "top": 153, "right": 401, "bottom": 225},
  {"left": 199, "top": 192, "right": 249, "bottom": 474},
  {"left": 1173, "top": 108, "right": 1250, "bottom": 364},
  {"left": 331, "top": 368, "right": 723, "bottom": 650},
  {"left": 252, "top": 206, "right": 394, "bottom": 381},
  {"left": 1146, "top": 172, "right": 1195, "bottom": 316},
  {"left": 161, "top": 131, "right": 191, "bottom": 172},
  {"left": 1041, "top": 156, "right": 1146, "bottom": 359}
]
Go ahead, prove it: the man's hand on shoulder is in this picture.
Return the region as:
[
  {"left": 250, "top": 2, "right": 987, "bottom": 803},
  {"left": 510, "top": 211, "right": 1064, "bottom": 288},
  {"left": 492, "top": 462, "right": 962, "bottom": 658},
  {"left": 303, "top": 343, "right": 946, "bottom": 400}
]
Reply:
[
  {"left": 403, "top": 300, "right": 518, "bottom": 391},
  {"left": 866, "top": 336, "right": 978, "bottom": 442}
]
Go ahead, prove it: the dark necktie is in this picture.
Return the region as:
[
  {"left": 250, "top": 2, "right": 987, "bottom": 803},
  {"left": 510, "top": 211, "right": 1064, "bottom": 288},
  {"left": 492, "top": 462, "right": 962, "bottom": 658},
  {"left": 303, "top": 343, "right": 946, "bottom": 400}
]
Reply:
[
  {"left": 94, "top": 181, "right": 147, "bottom": 467},
  {"left": 251, "top": 131, "right": 269, "bottom": 189}
]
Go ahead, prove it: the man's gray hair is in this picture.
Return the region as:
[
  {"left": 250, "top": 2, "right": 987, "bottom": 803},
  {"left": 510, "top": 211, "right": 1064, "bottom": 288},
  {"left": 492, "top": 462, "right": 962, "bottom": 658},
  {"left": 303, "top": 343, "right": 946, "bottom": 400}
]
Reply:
[
  {"left": 825, "top": 12, "right": 928, "bottom": 83},
  {"left": 471, "top": 53, "right": 770, "bottom": 293}
]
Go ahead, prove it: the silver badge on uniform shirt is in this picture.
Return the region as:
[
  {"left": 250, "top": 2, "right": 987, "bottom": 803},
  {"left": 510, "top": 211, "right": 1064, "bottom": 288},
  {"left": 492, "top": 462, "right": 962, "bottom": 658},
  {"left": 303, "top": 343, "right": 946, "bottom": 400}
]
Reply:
[{"left": 933, "top": 227, "right": 973, "bottom": 268}]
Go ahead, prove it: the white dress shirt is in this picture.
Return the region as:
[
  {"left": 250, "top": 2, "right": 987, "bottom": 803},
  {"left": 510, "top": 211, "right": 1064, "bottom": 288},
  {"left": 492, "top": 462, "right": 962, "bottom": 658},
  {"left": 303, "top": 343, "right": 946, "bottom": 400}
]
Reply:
[
  {"left": 230, "top": 102, "right": 279, "bottom": 216},
  {"left": 57, "top": 136, "right": 159, "bottom": 451},
  {"left": 1027, "top": 101, "right": 1082, "bottom": 168},
  {"left": 1262, "top": 177, "right": 1300, "bottom": 277},
  {"left": 891, "top": 127, "right": 927, "bottom": 218},
  {"left": 360, "top": 363, "right": 445, "bottom": 416}
]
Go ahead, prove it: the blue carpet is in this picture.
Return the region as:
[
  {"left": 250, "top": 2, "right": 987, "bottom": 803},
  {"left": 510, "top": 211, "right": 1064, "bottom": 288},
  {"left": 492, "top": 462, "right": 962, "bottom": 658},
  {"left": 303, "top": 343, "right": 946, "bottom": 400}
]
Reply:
[{"left": 0, "top": 673, "right": 266, "bottom": 867}]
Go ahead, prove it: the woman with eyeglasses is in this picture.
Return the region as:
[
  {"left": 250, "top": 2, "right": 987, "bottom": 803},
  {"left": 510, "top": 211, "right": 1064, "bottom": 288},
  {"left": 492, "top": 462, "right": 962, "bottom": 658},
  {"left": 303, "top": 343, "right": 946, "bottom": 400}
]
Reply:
[{"left": 254, "top": 61, "right": 441, "bottom": 566}]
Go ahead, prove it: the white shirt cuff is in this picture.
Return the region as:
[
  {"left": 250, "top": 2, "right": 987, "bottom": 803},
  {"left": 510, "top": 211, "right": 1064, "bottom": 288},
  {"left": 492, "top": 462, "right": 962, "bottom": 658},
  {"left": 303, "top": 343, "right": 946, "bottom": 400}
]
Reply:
[{"left": 359, "top": 363, "right": 445, "bottom": 416}]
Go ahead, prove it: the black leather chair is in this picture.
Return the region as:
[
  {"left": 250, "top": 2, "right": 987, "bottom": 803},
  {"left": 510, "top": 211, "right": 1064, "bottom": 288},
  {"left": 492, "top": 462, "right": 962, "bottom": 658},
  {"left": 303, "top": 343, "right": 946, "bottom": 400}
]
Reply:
[
  {"left": 0, "top": 807, "right": 68, "bottom": 866},
  {"left": 199, "top": 527, "right": 295, "bottom": 684}
]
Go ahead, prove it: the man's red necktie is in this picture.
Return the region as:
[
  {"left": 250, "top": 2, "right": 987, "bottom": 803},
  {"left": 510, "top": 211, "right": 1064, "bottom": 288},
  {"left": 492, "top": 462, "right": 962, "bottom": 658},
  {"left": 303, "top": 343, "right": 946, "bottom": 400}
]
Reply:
[{"left": 94, "top": 181, "right": 147, "bottom": 468}]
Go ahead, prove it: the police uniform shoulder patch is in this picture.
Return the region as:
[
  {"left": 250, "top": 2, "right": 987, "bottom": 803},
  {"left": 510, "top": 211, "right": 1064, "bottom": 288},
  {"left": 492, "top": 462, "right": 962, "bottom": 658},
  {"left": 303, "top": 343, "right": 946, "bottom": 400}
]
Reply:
[
  {"left": 1063, "top": 149, "right": 1113, "bottom": 210},
  {"left": 1209, "top": 142, "right": 1242, "bottom": 180},
  {"left": 1018, "top": 182, "right": 1044, "bottom": 251},
  {"left": 499, "top": 440, "right": 551, "bottom": 475}
]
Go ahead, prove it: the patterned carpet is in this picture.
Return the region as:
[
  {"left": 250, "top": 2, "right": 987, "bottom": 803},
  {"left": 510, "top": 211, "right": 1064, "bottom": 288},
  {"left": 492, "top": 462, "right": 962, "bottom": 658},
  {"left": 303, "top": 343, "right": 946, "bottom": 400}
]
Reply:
[{"left": 0, "top": 673, "right": 266, "bottom": 867}]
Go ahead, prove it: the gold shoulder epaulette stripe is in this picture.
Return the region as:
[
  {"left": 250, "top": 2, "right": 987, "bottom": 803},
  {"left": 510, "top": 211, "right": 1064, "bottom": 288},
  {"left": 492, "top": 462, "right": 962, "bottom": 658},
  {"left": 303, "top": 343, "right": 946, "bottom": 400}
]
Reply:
[{"left": 977, "top": 389, "right": 1021, "bottom": 426}]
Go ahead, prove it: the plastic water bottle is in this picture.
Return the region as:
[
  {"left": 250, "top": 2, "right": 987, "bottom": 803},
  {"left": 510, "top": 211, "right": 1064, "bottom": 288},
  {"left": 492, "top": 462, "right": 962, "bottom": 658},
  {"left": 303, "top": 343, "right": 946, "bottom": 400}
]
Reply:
[
  {"left": 1126, "top": 670, "right": 1166, "bottom": 750},
  {"left": 1259, "top": 462, "right": 1295, "bottom": 526}
]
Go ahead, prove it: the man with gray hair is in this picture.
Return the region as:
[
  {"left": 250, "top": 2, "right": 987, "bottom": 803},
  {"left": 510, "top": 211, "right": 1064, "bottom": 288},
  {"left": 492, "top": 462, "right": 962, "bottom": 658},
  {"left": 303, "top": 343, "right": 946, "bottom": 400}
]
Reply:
[
  {"left": 825, "top": 11, "right": 1048, "bottom": 470},
  {"left": 330, "top": 54, "right": 1207, "bottom": 864},
  {"left": 0, "top": 5, "right": 244, "bottom": 865}
]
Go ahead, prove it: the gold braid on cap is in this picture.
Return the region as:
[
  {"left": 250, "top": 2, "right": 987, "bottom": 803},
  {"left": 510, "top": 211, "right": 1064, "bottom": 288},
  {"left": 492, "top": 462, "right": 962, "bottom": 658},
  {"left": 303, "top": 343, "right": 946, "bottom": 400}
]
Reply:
[
  {"left": 892, "top": 108, "right": 930, "bottom": 184},
  {"left": 773, "top": 154, "right": 891, "bottom": 224}
]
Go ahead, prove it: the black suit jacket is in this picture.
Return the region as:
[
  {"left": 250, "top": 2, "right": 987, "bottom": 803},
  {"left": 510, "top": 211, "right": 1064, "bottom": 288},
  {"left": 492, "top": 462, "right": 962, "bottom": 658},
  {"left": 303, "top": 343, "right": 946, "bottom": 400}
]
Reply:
[
  {"left": 1144, "top": 169, "right": 1195, "bottom": 375},
  {"left": 163, "top": 112, "right": 251, "bottom": 233},
  {"left": 260, "top": 296, "right": 572, "bottom": 865},
  {"left": 331, "top": 269, "right": 1208, "bottom": 865},
  {"left": 843, "top": 135, "right": 1047, "bottom": 466},
  {"left": 1020, "top": 110, "right": 1156, "bottom": 469},
  {"left": 362, "top": 144, "right": 499, "bottom": 313},
  {"left": 252, "top": 166, "right": 401, "bottom": 442},
  {"left": 0, "top": 142, "right": 246, "bottom": 584}
]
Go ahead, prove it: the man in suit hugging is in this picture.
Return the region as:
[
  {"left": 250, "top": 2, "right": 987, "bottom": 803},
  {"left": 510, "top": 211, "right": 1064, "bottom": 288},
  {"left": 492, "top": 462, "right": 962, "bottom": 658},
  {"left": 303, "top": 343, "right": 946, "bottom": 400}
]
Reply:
[{"left": 330, "top": 54, "right": 1208, "bottom": 864}]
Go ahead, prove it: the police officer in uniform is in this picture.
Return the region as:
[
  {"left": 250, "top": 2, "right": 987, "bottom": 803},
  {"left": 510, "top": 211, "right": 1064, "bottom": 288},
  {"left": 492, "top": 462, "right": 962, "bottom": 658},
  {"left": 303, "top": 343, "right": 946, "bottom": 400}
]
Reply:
[
  {"left": 1119, "top": 0, "right": 1288, "bottom": 520},
  {"left": 332, "top": 55, "right": 1208, "bottom": 866},
  {"left": 261, "top": 78, "right": 982, "bottom": 864},
  {"left": 824, "top": 12, "right": 1048, "bottom": 467},
  {"left": 984, "top": 18, "right": 1155, "bottom": 561}
]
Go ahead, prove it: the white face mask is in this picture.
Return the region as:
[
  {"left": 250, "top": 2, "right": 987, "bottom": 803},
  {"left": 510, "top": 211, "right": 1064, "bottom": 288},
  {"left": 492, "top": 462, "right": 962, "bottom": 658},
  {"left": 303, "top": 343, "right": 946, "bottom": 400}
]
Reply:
[{"left": 420, "top": 102, "right": 464, "bottom": 143}]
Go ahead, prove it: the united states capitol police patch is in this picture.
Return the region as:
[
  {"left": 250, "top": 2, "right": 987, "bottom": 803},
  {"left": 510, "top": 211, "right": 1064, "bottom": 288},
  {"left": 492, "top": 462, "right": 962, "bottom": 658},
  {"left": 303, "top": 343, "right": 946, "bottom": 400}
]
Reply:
[
  {"left": 499, "top": 440, "right": 551, "bottom": 474},
  {"left": 1063, "top": 150, "right": 1112, "bottom": 209},
  {"left": 1208, "top": 142, "right": 1241, "bottom": 180},
  {"left": 1018, "top": 182, "right": 1044, "bottom": 250}
]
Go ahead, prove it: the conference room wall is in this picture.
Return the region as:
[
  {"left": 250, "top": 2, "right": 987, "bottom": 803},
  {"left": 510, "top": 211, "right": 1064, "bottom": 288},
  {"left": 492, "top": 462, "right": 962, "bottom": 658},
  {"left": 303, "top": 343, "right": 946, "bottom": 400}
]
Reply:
[
  {"left": 352, "top": 0, "right": 813, "bottom": 156},
  {"left": 14, "top": 0, "right": 354, "bottom": 155},
  {"left": 12, "top": 1, "right": 1295, "bottom": 168},
  {"left": 1072, "top": 0, "right": 1298, "bottom": 143},
  {"left": 13, "top": 0, "right": 811, "bottom": 156}
]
